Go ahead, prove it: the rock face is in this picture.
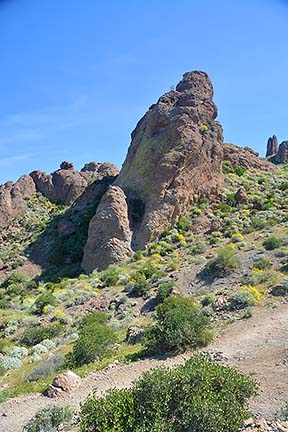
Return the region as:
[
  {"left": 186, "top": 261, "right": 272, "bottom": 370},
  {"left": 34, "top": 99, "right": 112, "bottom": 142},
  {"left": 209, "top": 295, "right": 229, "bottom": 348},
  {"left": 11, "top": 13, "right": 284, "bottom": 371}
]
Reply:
[
  {"left": 46, "top": 371, "right": 81, "bottom": 398},
  {"left": 82, "top": 186, "right": 133, "bottom": 272},
  {"left": 30, "top": 162, "right": 94, "bottom": 206},
  {"left": 223, "top": 143, "right": 275, "bottom": 172},
  {"left": 275, "top": 141, "right": 288, "bottom": 164},
  {"left": 266, "top": 136, "right": 288, "bottom": 164},
  {"left": 0, "top": 175, "right": 36, "bottom": 228},
  {"left": 82, "top": 71, "right": 224, "bottom": 271},
  {"left": 266, "top": 135, "right": 278, "bottom": 157}
]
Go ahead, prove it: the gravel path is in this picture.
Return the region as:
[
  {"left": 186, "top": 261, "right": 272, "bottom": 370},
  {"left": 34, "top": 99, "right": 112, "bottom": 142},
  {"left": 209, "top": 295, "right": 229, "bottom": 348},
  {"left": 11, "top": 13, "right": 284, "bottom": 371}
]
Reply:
[{"left": 1, "top": 302, "right": 287, "bottom": 432}]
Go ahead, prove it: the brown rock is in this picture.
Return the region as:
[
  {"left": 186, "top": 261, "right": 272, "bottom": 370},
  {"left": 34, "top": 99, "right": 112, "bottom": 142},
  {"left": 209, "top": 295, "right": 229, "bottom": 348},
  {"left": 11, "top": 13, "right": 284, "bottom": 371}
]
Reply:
[
  {"left": 58, "top": 219, "right": 76, "bottom": 238},
  {"left": 275, "top": 141, "right": 288, "bottom": 164},
  {"left": 82, "top": 71, "right": 224, "bottom": 271},
  {"left": 235, "top": 187, "right": 249, "bottom": 204},
  {"left": 60, "top": 161, "right": 74, "bottom": 170},
  {"left": 223, "top": 143, "right": 275, "bottom": 172},
  {"left": 82, "top": 186, "right": 133, "bottom": 272},
  {"left": 46, "top": 371, "right": 81, "bottom": 398},
  {"left": 0, "top": 175, "right": 36, "bottom": 228},
  {"left": 30, "top": 162, "right": 119, "bottom": 207}
]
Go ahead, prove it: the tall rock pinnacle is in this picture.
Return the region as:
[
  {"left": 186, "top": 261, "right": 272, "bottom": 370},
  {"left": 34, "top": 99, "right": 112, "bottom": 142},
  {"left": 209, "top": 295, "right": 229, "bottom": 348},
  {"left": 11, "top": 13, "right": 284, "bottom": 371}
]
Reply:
[
  {"left": 266, "top": 135, "right": 278, "bottom": 157},
  {"left": 82, "top": 71, "right": 224, "bottom": 272}
]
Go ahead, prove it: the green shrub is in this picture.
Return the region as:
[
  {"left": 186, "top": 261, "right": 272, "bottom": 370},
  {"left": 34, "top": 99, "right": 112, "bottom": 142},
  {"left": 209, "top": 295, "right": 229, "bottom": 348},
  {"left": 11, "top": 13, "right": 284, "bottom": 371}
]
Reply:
[
  {"left": 229, "top": 289, "right": 258, "bottom": 310},
  {"left": 34, "top": 292, "right": 57, "bottom": 314},
  {"left": 23, "top": 405, "right": 73, "bottom": 432},
  {"left": 80, "top": 388, "right": 135, "bottom": 432},
  {"left": 130, "top": 276, "right": 150, "bottom": 297},
  {"left": 100, "top": 266, "right": 122, "bottom": 286},
  {"left": 190, "top": 241, "right": 207, "bottom": 255},
  {"left": 145, "top": 296, "right": 212, "bottom": 354},
  {"left": 68, "top": 313, "right": 116, "bottom": 366},
  {"left": 204, "top": 246, "right": 239, "bottom": 277},
  {"left": 177, "top": 216, "right": 191, "bottom": 232},
  {"left": 253, "top": 257, "right": 271, "bottom": 270},
  {"left": 80, "top": 354, "right": 257, "bottom": 432},
  {"left": 234, "top": 166, "right": 246, "bottom": 176},
  {"left": 276, "top": 400, "right": 288, "bottom": 420},
  {"left": 222, "top": 160, "right": 233, "bottom": 174},
  {"left": 19, "top": 323, "right": 62, "bottom": 347},
  {"left": 263, "top": 236, "right": 282, "bottom": 251},
  {"left": 201, "top": 293, "right": 216, "bottom": 307},
  {"left": 155, "top": 281, "right": 174, "bottom": 304}
]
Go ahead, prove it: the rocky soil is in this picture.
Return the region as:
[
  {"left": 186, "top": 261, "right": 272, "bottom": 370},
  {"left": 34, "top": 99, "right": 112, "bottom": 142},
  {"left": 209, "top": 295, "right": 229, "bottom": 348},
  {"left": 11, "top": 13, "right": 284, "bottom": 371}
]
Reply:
[{"left": 1, "top": 302, "right": 287, "bottom": 432}]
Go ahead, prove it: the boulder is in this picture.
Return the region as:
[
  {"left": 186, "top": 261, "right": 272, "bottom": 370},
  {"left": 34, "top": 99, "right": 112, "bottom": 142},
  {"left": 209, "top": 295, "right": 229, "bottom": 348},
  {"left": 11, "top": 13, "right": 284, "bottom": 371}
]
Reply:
[
  {"left": 46, "top": 371, "right": 81, "bottom": 398},
  {"left": 235, "top": 187, "right": 249, "bottom": 204}
]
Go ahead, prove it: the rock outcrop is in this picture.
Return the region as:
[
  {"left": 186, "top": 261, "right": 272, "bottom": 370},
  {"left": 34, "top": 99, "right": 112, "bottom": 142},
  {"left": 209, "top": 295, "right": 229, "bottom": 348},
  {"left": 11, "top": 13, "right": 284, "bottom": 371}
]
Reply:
[
  {"left": 266, "top": 135, "right": 278, "bottom": 157},
  {"left": 0, "top": 175, "right": 36, "bottom": 228},
  {"left": 30, "top": 161, "right": 101, "bottom": 206},
  {"left": 274, "top": 141, "right": 288, "bottom": 164},
  {"left": 82, "top": 71, "right": 224, "bottom": 271},
  {"left": 82, "top": 185, "right": 133, "bottom": 271},
  {"left": 266, "top": 135, "right": 288, "bottom": 164},
  {"left": 57, "top": 162, "right": 119, "bottom": 240},
  {"left": 223, "top": 143, "right": 275, "bottom": 172}
]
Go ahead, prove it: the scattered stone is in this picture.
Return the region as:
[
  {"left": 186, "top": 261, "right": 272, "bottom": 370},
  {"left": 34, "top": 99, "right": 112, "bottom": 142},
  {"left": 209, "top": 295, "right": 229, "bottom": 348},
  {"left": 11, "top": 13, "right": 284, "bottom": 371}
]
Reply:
[
  {"left": 235, "top": 187, "right": 249, "bottom": 204},
  {"left": 126, "top": 326, "right": 145, "bottom": 344}
]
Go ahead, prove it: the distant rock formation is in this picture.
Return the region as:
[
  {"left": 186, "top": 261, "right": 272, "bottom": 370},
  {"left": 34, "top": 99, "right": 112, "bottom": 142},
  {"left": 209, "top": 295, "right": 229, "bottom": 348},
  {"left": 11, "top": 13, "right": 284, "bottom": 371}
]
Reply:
[
  {"left": 265, "top": 135, "right": 288, "bottom": 164},
  {"left": 266, "top": 135, "right": 278, "bottom": 157},
  {"left": 223, "top": 143, "right": 275, "bottom": 172},
  {"left": 274, "top": 141, "right": 288, "bottom": 164},
  {"left": 0, "top": 175, "right": 36, "bottom": 228},
  {"left": 0, "top": 162, "right": 119, "bottom": 231},
  {"left": 82, "top": 71, "right": 224, "bottom": 271},
  {"left": 30, "top": 161, "right": 109, "bottom": 206}
]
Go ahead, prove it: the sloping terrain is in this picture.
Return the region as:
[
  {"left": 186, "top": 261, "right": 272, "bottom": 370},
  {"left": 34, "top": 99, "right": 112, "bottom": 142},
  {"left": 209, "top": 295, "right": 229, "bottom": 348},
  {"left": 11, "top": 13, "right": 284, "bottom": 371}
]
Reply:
[{"left": 0, "top": 301, "right": 287, "bottom": 432}]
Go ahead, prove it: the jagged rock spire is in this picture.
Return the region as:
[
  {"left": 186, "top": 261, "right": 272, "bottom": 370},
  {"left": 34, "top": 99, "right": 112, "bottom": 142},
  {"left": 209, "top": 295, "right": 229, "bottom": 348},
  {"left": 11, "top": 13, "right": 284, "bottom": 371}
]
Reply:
[{"left": 266, "top": 135, "right": 278, "bottom": 157}]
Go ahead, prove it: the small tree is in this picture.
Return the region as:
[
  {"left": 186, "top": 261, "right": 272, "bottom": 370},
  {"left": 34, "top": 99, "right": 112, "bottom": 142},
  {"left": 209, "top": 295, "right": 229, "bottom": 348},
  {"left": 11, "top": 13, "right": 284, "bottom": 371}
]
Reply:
[
  {"left": 68, "top": 312, "right": 116, "bottom": 366},
  {"left": 145, "top": 296, "right": 212, "bottom": 353},
  {"left": 204, "top": 246, "right": 239, "bottom": 277}
]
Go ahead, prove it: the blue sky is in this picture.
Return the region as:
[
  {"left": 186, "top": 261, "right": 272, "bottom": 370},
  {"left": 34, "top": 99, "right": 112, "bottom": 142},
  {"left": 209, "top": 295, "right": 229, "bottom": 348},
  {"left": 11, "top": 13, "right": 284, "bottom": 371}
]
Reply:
[{"left": 0, "top": 0, "right": 287, "bottom": 183}]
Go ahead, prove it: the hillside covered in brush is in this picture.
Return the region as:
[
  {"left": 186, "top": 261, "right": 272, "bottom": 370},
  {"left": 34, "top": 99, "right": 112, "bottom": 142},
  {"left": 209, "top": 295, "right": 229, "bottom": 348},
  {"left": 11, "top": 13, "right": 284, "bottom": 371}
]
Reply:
[{"left": 0, "top": 72, "right": 287, "bottom": 432}]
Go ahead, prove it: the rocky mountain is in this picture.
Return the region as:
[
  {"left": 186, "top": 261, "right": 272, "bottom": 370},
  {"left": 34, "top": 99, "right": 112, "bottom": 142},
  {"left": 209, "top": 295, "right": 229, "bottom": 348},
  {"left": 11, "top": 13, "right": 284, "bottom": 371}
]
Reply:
[
  {"left": 0, "top": 71, "right": 277, "bottom": 277},
  {"left": 82, "top": 71, "right": 275, "bottom": 272}
]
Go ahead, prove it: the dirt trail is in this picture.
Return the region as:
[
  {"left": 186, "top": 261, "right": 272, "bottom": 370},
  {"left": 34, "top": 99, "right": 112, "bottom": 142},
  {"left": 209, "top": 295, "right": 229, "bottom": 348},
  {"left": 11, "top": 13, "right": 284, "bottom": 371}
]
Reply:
[{"left": 1, "top": 302, "right": 287, "bottom": 432}]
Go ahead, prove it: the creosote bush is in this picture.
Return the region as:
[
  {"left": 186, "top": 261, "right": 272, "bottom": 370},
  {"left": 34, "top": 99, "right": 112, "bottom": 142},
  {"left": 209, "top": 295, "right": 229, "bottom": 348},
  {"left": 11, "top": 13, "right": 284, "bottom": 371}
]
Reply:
[
  {"left": 19, "top": 323, "right": 63, "bottom": 347},
  {"left": 204, "top": 246, "right": 239, "bottom": 277},
  {"left": 145, "top": 296, "right": 212, "bottom": 354},
  {"left": 80, "top": 354, "right": 258, "bottom": 432},
  {"left": 67, "top": 312, "right": 116, "bottom": 367},
  {"left": 263, "top": 236, "right": 282, "bottom": 251},
  {"left": 34, "top": 292, "right": 57, "bottom": 314}
]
